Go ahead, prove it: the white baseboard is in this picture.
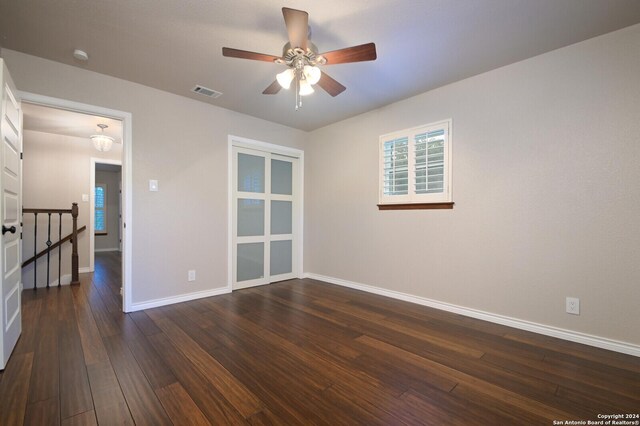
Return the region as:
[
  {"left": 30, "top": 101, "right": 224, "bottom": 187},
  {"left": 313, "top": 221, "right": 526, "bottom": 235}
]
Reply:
[
  {"left": 129, "top": 286, "right": 231, "bottom": 312},
  {"left": 304, "top": 273, "right": 640, "bottom": 358},
  {"left": 79, "top": 267, "right": 93, "bottom": 274},
  {"left": 95, "top": 248, "right": 120, "bottom": 253}
]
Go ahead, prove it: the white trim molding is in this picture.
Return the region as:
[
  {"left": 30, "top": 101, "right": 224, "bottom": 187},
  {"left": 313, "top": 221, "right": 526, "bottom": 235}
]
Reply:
[
  {"left": 304, "top": 273, "right": 640, "bottom": 358},
  {"left": 129, "top": 286, "right": 231, "bottom": 312}
]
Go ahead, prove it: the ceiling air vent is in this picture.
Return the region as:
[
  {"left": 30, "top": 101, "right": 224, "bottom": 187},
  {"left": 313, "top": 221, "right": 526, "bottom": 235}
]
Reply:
[{"left": 191, "top": 85, "right": 222, "bottom": 99}]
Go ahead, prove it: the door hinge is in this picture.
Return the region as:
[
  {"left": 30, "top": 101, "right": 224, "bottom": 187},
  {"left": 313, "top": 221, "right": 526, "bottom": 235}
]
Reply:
[{"left": 20, "top": 152, "right": 23, "bottom": 160}]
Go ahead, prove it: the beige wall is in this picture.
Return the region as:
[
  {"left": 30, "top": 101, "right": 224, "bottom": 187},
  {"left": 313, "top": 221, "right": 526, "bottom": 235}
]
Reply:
[
  {"left": 305, "top": 24, "right": 640, "bottom": 345},
  {"left": 6, "top": 24, "right": 639, "bottom": 346},
  {"left": 22, "top": 130, "right": 121, "bottom": 287},
  {"left": 2, "top": 49, "right": 306, "bottom": 303},
  {"left": 95, "top": 169, "right": 122, "bottom": 251}
]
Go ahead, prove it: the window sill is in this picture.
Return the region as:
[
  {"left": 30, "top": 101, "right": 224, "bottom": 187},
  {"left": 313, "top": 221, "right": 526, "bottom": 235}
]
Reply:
[{"left": 377, "top": 202, "right": 454, "bottom": 210}]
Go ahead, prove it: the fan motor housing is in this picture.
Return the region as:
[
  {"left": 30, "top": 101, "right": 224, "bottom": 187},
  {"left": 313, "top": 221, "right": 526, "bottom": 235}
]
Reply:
[{"left": 276, "top": 42, "right": 326, "bottom": 67}]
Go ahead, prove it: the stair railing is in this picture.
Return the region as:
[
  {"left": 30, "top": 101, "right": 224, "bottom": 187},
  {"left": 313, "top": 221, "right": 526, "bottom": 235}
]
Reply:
[{"left": 21, "top": 203, "right": 81, "bottom": 289}]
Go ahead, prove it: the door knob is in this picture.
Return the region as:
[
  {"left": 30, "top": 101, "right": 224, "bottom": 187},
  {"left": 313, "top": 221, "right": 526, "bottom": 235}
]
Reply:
[{"left": 2, "top": 225, "right": 16, "bottom": 235}]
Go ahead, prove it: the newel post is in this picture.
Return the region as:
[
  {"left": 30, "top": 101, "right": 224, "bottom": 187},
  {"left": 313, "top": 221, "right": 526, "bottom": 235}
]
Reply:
[{"left": 71, "top": 202, "right": 80, "bottom": 285}]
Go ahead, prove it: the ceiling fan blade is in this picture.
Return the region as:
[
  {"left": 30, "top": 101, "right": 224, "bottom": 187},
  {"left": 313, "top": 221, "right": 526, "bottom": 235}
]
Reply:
[
  {"left": 262, "top": 80, "right": 282, "bottom": 95},
  {"left": 317, "top": 72, "right": 346, "bottom": 97},
  {"left": 222, "top": 47, "right": 281, "bottom": 63},
  {"left": 282, "top": 7, "right": 308, "bottom": 50},
  {"left": 319, "top": 43, "right": 377, "bottom": 65}
]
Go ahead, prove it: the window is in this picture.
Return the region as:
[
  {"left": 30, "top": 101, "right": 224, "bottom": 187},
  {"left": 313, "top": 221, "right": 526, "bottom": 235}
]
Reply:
[
  {"left": 379, "top": 119, "right": 453, "bottom": 209},
  {"left": 95, "top": 183, "right": 107, "bottom": 234}
]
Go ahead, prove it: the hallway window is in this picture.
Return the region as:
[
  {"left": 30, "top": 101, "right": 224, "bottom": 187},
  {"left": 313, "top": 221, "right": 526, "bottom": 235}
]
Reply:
[{"left": 95, "top": 183, "right": 107, "bottom": 234}]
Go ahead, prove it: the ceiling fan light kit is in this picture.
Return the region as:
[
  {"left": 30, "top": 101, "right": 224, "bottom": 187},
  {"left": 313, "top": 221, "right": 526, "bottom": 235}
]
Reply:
[
  {"left": 222, "top": 7, "right": 377, "bottom": 110},
  {"left": 276, "top": 68, "right": 295, "bottom": 89}
]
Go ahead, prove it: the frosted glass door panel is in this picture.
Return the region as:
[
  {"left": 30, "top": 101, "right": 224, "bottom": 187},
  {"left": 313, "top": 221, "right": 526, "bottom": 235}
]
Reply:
[
  {"left": 271, "top": 240, "right": 292, "bottom": 275},
  {"left": 271, "top": 159, "right": 292, "bottom": 195},
  {"left": 271, "top": 201, "right": 292, "bottom": 235},
  {"left": 238, "top": 153, "right": 265, "bottom": 193},
  {"left": 237, "top": 243, "right": 264, "bottom": 282},
  {"left": 237, "top": 199, "right": 264, "bottom": 236}
]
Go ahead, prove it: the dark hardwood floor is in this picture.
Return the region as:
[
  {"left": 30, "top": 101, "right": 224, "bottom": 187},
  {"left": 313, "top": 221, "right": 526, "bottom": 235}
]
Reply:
[{"left": 1, "top": 251, "right": 638, "bottom": 425}]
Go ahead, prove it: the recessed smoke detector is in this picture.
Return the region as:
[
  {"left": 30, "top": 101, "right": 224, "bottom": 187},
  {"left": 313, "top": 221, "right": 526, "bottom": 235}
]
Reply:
[
  {"left": 191, "top": 85, "right": 222, "bottom": 99},
  {"left": 73, "top": 49, "right": 89, "bottom": 61}
]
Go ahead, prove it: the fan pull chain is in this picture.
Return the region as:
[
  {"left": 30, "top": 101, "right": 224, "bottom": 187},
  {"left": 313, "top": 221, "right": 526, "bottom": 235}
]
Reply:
[{"left": 295, "top": 73, "right": 301, "bottom": 110}]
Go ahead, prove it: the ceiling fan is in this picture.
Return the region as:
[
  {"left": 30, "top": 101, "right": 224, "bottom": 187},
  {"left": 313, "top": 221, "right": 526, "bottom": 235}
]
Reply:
[{"left": 222, "top": 7, "right": 377, "bottom": 109}]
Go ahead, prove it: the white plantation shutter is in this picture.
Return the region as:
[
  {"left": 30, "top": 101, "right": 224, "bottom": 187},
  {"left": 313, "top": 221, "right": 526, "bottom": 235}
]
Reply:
[
  {"left": 383, "top": 137, "right": 409, "bottom": 195},
  {"left": 379, "top": 120, "right": 451, "bottom": 204},
  {"left": 414, "top": 129, "right": 445, "bottom": 194}
]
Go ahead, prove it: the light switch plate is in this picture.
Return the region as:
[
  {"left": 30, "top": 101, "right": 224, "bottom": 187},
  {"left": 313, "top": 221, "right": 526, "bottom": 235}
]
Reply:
[
  {"left": 82, "top": 194, "right": 89, "bottom": 202},
  {"left": 149, "top": 180, "right": 159, "bottom": 192}
]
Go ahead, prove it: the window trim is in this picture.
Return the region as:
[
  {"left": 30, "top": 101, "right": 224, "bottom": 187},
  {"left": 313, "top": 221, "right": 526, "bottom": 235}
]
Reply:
[
  {"left": 95, "top": 183, "right": 107, "bottom": 235},
  {"left": 378, "top": 119, "right": 453, "bottom": 207}
]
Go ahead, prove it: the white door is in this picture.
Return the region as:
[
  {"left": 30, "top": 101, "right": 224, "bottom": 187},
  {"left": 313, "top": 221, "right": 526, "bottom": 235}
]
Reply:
[
  {"left": 0, "top": 59, "right": 22, "bottom": 370},
  {"left": 232, "top": 146, "right": 298, "bottom": 289}
]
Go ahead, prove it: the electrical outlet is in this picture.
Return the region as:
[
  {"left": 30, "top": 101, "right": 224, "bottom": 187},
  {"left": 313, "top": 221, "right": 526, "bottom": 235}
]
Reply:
[
  {"left": 188, "top": 270, "right": 196, "bottom": 282},
  {"left": 566, "top": 297, "right": 580, "bottom": 315}
]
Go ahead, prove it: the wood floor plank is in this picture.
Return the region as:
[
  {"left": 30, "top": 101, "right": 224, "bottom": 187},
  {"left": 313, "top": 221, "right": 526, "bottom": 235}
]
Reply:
[
  {"left": 355, "top": 334, "right": 573, "bottom": 421},
  {"left": 0, "top": 352, "right": 34, "bottom": 426},
  {"left": 12, "top": 296, "right": 44, "bottom": 357},
  {"left": 71, "top": 285, "right": 109, "bottom": 366},
  {"left": 85, "top": 361, "right": 134, "bottom": 425},
  {"left": 401, "top": 386, "right": 521, "bottom": 426},
  {"left": 504, "top": 330, "right": 640, "bottom": 374},
  {"left": 83, "top": 278, "right": 121, "bottom": 338},
  {"left": 27, "top": 289, "right": 59, "bottom": 404},
  {"left": 451, "top": 383, "right": 550, "bottom": 425},
  {"left": 57, "top": 289, "right": 93, "bottom": 420},
  {"left": 24, "top": 397, "right": 59, "bottom": 426},
  {"left": 129, "top": 311, "right": 161, "bottom": 336},
  {"left": 155, "top": 382, "right": 210, "bottom": 426},
  {"left": 3, "top": 252, "right": 639, "bottom": 426},
  {"left": 146, "top": 312, "right": 263, "bottom": 418},
  {"left": 246, "top": 409, "right": 280, "bottom": 426},
  {"left": 148, "top": 333, "right": 247, "bottom": 424},
  {"left": 61, "top": 411, "right": 97, "bottom": 426},
  {"left": 101, "top": 335, "right": 172, "bottom": 426},
  {"left": 200, "top": 297, "right": 381, "bottom": 395},
  {"left": 482, "top": 352, "right": 640, "bottom": 412},
  {"left": 123, "top": 327, "right": 177, "bottom": 390}
]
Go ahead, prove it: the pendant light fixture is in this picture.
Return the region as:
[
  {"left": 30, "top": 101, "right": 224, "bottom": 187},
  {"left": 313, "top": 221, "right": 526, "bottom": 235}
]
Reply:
[{"left": 91, "top": 124, "right": 114, "bottom": 152}]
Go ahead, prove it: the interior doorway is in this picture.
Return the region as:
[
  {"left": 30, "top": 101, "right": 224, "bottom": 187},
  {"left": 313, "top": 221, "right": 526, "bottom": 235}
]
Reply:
[
  {"left": 90, "top": 160, "right": 122, "bottom": 269},
  {"left": 90, "top": 159, "right": 123, "bottom": 300},
  {"left": 19, "top": 92, "right": 133, "bottom": 311}
]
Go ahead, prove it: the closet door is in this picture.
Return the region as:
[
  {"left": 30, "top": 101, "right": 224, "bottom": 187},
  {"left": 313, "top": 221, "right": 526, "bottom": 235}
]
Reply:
[
  {"left": 269, "top": 154, "right": 296, "bottom": 282},
  {"left": 232, "top": 148, "right": 297, "bottom": 290}
]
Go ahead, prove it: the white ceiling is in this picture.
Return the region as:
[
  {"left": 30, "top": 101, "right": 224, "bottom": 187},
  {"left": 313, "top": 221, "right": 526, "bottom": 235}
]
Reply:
[
  {"left": 22, "top": 102, "right": 123, "bottom": 142},
  {"left": 2, "top": 0, "right": 640, "bottom": 131}
]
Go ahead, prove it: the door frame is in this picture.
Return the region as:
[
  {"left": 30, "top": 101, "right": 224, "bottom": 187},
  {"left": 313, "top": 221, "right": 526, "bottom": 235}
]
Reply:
[
  {"left": 19, "top": 91, "right": 134, "bottom": 312},
  {"left": 89, "top": 158, "right": 122, "bottom": 270},
  {"left": 227, "top": 135, "right": 304, "bottom": 291}
]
